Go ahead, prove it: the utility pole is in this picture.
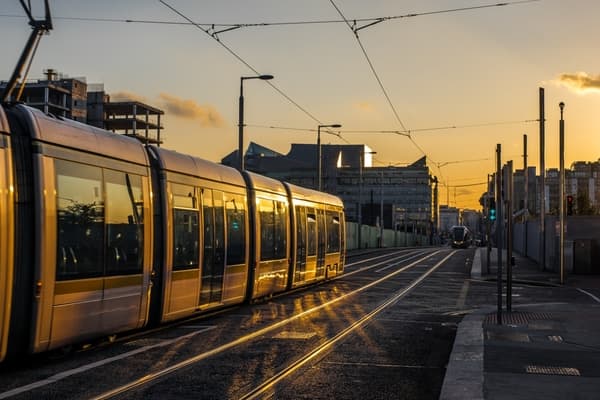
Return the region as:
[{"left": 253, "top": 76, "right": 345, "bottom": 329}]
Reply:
[
  {"left": 559, "top": 102, "right": 565, "bottom": 284},
  {"left": 539, "top": 87, "right": 546, "bottom": 270},
  {"left": 523, "top": 134, "right": 528, "bottom": 256},
  {"left": 486, "top": 174, "right": 491, "bottom": 274},
  {"left": 506, "top": 160, "right": 514, "bottom": 312}
]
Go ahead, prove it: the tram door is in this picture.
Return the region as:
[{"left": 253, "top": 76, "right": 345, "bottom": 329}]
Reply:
[
  {"left": 294, "top": 206, "right": 307, "bottom": 282},
  {"left": 200, "top": 189, "right": 225, "bottom": 305},
  {"left": 316, "top": 210, "right": 326, "bottom": 278}
]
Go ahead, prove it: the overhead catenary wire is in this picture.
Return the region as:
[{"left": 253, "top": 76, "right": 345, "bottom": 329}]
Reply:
[
  {"left": 328, "top": 0, "right": 441, "bottom": 177},
  {"left": 245, "top": 124, "right": 352, "bottom": 144},
  {"left": 159, "top": 0, "right": 329, "bottom": 131},
  {"left": 0, "top": 1, "right": 542, "bottom": 30}
]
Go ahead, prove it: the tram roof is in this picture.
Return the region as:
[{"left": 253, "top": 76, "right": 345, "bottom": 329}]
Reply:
[
  {"left": 17, "top": 105, "right": 149, "bottom": 166},
  {"left": 284, "top": 182, "right": 344, "bottom": 208},
  {"left": 150, "top": 145, "right": 246, "bottom": 187}
]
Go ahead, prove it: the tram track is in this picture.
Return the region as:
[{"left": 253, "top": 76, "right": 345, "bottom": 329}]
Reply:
[
  {"left": 88, "top": 248, "right": 452, "bottom": 400},
  {"left": 240, "top": 250, "right": 457, "bottom": 400},
  {"left": 0, "top": 248, "right": 452, "bottom": 400}
]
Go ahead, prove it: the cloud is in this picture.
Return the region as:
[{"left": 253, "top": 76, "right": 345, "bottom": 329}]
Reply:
[
  {"left": 158, "top": 93, "right": 226, "bottom": 128},
  {"left": 557, "top": 72, "right": 600, "bottom": 92},
  {"left": 110, "top": 91, "right": 148, "bottom": 103}
]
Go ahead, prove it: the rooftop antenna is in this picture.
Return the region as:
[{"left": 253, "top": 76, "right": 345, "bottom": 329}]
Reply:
[{"left": 2, "top": 0, "right": 53, "bottom": 103}]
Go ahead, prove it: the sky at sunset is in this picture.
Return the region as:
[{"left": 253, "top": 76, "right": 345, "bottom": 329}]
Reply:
[{"left": 2, "top": 0, "right": 600, "bottom": 210}]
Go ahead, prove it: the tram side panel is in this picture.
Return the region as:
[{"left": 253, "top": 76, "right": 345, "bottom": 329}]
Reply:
[
  {"left": 12, "top": 106, "right": 154, "bottom": 352},
  {"left": 245, "top": 172, "right": 290, "bottom": 300},
  {"left": 0, "top": 107, "right": 15, "bottom": 362},
  {"left": 148, "top": 147, "right": 249, "bottom": 323}
]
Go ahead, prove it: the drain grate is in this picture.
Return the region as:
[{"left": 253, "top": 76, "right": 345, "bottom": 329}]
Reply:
[
  {"left": 484, "top": 312, "right": 554, "bottom": 326},
  {"left": 526, "top": 365, "right": 580, "bottom": 376},
  {"left": 486, "top": 331, "right": 530, "bottom": 342},
  {"left": 548, "top": 335, "right": 563, "bottom": 342}
]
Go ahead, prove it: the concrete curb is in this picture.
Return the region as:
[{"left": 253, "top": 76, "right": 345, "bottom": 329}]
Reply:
[
  {"left": 439, "top": 247, "right": 485, "bottom": 400},
  {"left": 471, "top": 247, "right": 482, "bottom": 279},
  {"left": 439, "top": 312, "right": 485, "bottom": 400}
]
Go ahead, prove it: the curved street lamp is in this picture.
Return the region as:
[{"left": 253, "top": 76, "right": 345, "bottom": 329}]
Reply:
[
  {"left": 238, "top": 74, "right": 274, "bottom": 170},
  {"left": 317, "top": 123, "right": 342, "bottom": 191}
]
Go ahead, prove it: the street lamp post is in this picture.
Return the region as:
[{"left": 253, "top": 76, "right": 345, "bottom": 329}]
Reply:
[
  {"left": 238, "top": 74, "right": 274, "bottom": 171},
  {"left": 559, "top": 102, "right": 565, "bottom": 284},
  {"left": 317, "top": 123, "right": 341, "bottom": 191}
]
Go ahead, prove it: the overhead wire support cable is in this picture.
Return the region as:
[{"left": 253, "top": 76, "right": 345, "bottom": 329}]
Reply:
[
  {"left": 159, "top": 0, "right": 326, "bottom": 128},
  {"left": 328, "top": 0, "right": 408, "bottom": 134}
]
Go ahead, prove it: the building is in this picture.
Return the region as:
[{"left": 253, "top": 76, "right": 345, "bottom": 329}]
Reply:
[
  {"left": 1, "top": 70, "right": 164, "bottom": 145},
  {"left": 87, "top": 86, "right": 164, "bottom": 145},
  {"left": 1, "top": 69, "right": 88, "bottom": 123},
  {"left": 487, "top": 159, "right": 600, "bottom": 218},
  {"left": 223, "top": 142, "right": 436, "bottom": 231}
]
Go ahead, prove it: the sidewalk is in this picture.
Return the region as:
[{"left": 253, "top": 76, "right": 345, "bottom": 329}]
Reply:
[{"left": 440, "top": 247, "right": 600, "bottom": 400}]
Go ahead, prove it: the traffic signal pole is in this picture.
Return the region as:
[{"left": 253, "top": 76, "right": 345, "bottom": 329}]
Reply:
[{"left": 496, "top": 144, "right": 503, "bottom": 325}]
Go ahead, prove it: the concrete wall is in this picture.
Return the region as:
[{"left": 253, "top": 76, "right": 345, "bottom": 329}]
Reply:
[
  {"left": 345, "top": 222, "right": 429, "bottom": 250},
  {"left": 512, "top": 216, "right": 600, "bottom": 273}
]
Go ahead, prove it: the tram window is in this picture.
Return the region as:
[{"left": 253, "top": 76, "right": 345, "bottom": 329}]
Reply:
[
  {"left": 172, "top": 184, "right": 199, "bottom": 270},
  {"left": 259, "top": 199, "right": 287, "bottom": 261},
  {"left": 306, "top": 212, "right": 317, "bottom": 256},
  {"left": 326, "top": 211, "right": 340, "bottom": 253},
  {"left": 203, "top": 190, "right": 215, "bottom": 271},
  {"left": 173, "top": 209, "right": 199, "bottom": 270},
  {"left": 55, "top": 159, "right": 104, "bottom": 280},
  {"left": 105, "top": 170, "right": 144, "bottom": 275},
  {"left": 213, "top": 191, "right": 225, "bottom": 266},
  {"left": 172, "top": 183, "right": 197, "bottom": 208},
  {"left": 225, "top": 194, "right": 245, "bottom": 265}
]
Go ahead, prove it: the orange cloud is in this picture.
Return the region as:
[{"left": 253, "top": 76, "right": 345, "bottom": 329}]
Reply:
[
  {"left": 110, "top": 91, "right": 148, "bottom": 102},
  {"left": 158, "top": 93, "right": 226, "bottom": 128},
  {"left": 108, "top": 91, "right": 226, "bottom": 128},
  {"left": 557, "top": 72, "right": 600, "bottom": 92}
]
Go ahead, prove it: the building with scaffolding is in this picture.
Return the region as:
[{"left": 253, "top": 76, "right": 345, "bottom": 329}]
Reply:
[
  {"left": 0, "top": 69, "right": 88, "bottom": 123},
  {"left": 1, "top": 70, "right": 164, "bottom": 145}
]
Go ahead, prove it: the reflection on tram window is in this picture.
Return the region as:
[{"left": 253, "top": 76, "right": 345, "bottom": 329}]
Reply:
[
  {"left": 172, "top": 184, "right": 199, "bottom": 270},
  {"left": 173, "top": 210, "right": 199, "bottom": 269},
  {"left": 326, "top": 212, "right": 340, "bottom": 253},
  {"left": 105, "top": 170, "right": 144, "bottom": 275},
  {"left": 306, "top": 211, "right": 317, "bottom": 256},
  {"left": 259, "top": 199, "right": 287, "bottom": 261},
  {"left": 55, "top": 159, "right": 145, "bottom": 280},
  {"left": 225, "top": 194, "right": 245, "bottom": 265},
  {"left": 56, "top": 160, "right": 104, "bottom": 279}
]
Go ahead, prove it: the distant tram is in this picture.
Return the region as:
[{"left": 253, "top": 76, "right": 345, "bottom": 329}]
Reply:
[{"left": 450, "top": 225, "right": 471, "bottom": 249}]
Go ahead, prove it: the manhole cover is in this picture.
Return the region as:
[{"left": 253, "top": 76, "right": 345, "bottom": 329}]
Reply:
[{"left": 526, "top": 365, "right": 580, "bottom": 376}]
